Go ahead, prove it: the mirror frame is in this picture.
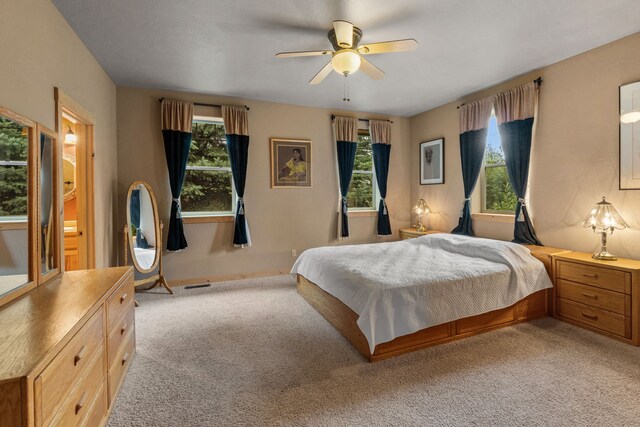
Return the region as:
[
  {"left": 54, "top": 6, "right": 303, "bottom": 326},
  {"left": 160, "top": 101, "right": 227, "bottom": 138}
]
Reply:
[
  {"left": 37, "top": 124, "right": 61, "bottom": 284},
  {"left": 126, "top": 180, "right": 161, "bottom": 274},
  {"left": 0, "top": 107, "right": 38, "bottom": 307}
]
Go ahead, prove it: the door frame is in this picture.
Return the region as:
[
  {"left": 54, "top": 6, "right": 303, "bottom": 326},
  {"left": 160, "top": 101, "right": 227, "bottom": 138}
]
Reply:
[{"left": 54, "top": 88, "right": 96, "bottom": 270}]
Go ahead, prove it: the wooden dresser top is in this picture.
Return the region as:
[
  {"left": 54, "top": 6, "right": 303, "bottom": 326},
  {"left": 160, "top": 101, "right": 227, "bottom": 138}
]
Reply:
[{"left": 0, "top": 267, "right": 133, "bottom": 381}]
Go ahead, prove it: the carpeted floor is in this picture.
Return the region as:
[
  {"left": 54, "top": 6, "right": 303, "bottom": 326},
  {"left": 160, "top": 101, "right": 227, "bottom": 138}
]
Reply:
[{"left": 108, "top": 275, "right": 640, "bottom": 426}]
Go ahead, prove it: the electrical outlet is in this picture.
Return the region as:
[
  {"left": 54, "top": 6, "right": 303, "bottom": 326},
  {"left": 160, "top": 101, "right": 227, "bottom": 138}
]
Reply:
[{"left": 291, "top": 249, "right": 297, "bottom": 257}]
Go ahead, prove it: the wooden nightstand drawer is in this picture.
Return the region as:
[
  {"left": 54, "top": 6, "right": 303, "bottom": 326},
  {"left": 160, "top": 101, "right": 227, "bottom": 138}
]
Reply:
[
  {"left": 557, "top": 279, "right": 630, "bottom": 316},
  {"left": 557, "top": 260, "right": 630, "bottom": 293},
  {"left": 558, "top": 298, "right": 630, "bottom": 338}
]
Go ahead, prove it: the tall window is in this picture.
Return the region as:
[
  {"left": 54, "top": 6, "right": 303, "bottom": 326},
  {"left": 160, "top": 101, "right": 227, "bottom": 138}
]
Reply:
[
  {"left": 181, "top": 120, "right": 235, "bottom": 215},
  {"left": 481, "top": 114, "right": 517, "bottom": 213},
  {"left": 347, "top": 131, "right": 377, "bottom": 210},
  {"left": 0, "top": 117, "right": 28, "bottom": 220}
]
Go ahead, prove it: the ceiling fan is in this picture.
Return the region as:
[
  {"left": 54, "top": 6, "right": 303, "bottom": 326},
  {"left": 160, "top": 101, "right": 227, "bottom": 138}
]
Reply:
[{"left": 275, "top": 20, "right": 418, "bottom": 85}]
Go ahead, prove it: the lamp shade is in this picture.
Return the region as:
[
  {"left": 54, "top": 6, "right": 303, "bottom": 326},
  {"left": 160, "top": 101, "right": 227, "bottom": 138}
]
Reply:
[
  {"left": 581, "top": 197, "right": 628, "bottom": 232},
  {"left": 413, "top": 199, "right": 430, "bottom": 216},
  {"left": 331, "top": 50, "right": 361, "bottom": 76},
  {"left": 64, "top": 127, "right": 77, "bottom": 144}
]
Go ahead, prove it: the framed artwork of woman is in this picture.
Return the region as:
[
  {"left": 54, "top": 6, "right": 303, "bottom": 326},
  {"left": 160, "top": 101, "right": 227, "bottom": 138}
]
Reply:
[{"left": 270, "top": 138, "right": 312, "bottom": 188}]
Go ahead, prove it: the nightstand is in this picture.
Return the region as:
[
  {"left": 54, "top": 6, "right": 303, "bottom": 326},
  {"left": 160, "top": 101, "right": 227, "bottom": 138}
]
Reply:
[
  {"left": 399, "top": 228, "right": 443, "bottom": 240},
  {"left": 554, "top": 252, "right": 640, "bottom": 346}
]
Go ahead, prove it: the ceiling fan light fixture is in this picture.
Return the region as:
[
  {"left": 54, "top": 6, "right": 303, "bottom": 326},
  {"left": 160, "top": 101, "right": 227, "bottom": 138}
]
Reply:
[{"left": 331, "top": 50, "right": 361, "bottom": 76}]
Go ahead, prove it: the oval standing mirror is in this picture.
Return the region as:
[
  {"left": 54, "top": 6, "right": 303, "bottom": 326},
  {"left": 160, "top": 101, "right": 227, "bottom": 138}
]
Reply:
[{"left": 126, "top": 181, "right": 160, "bottom": 273}]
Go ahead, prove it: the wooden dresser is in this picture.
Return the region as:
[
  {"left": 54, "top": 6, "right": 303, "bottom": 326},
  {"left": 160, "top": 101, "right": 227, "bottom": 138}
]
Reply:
[
  {"left": 0, "top": 267, "right": 135, "bottom": 427},
  {"left": 554, "top": 252, "right": 640, "bottom": 345}
]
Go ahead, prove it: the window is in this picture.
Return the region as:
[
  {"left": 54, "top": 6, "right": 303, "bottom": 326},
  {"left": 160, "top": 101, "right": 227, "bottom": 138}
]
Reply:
[
  {"left": 481, "top": 114, "right": 517, "bottom": 213},
  {"left": 181, "top": 120, "right": 235, "bottom": 215},
  {"left": 347, "top": 131, "right": 377, "bottom": 210},
  {"left": 0, "top": 116, "right": 28, "bottom": 221}
]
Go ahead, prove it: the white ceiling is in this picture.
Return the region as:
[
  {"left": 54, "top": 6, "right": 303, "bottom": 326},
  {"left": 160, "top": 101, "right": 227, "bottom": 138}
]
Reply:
[{"left": 52, "top": 0, "right": 640, "bottom": 117}]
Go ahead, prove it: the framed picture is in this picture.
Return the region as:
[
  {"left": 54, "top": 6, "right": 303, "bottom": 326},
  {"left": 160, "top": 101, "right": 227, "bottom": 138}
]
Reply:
[
  {"left": 620, "top": 81, "right": 640, "bottom": 189},
  {"left": 270, "top": 138, "right": 312, "bottom": 188},
  {"left": 420, "top": 138, "right": 444, "bottom": 185}
]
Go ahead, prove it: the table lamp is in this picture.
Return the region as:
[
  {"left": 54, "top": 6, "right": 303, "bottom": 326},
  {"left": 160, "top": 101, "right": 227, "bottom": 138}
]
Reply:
[
  {"left": 412, "top": 199, "right": 430, "bottom": 232},
  {"left": 581, "top": 196, "right": 628, "bottom": 260}
]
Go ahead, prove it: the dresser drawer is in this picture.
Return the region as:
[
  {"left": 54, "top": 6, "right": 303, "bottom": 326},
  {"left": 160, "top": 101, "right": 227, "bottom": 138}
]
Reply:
[
  {"left": 107, "top": 302, "right": 135, "bottom": 368},
  {"left": 46, "top": 348, "right": 105, "bottom": 427},
  {"left": 108, "top": 329, "right": 135, "bottom": 405},
  {"left": 558, "top": 298, "right": 630, "bottom": 338},
  {"left": 557, "top": 279, "right": 630, "bottom": 316},
  {"left": 80, "top": 384, "right": 107, "bottom": 427},
  {"left": 557, "top": 260, "right": 629, "bottom": 293},
  {"left": 39, "top": 308, "right": 104, "bottom": 422},
  {"left": 106, "top": 278, "right": 134, "bottom": 332}
]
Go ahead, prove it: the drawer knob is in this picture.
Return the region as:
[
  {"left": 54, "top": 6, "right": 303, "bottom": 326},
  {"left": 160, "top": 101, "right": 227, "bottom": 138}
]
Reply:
[
  {"left": 582, "top": 312, "right": 598, "bottom": 321},
  {"left": 122, "top": 352, "right": 129, "bottom": 366},
  {"left": 582, "top": 273, "right": 598, "bottom": 279},
  {"left": 74, "top": 346, "right": 87, "bottom": 366},
  {"left": 582, "top": 293, "right": 598, "bottom": 300},
  {"left": 121, "top": 322, "right": 128, "bottom": 335},
  {"left": 75, "top": 392, "right": 88, "bottom": 415},
  {"left": 120, "top": 293, "right": 128, "bottom": 304}
]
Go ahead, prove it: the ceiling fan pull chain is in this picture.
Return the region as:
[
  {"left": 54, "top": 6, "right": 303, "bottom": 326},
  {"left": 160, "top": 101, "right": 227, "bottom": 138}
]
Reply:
[{"left": 343, "top": 75, "right": 350, "bottom": 102}]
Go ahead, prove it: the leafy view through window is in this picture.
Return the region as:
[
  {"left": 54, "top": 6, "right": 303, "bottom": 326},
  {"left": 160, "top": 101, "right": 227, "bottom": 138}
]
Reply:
[
  {"left": 483, "top": 114, "right": 516, "bottom": 213},
  {"left": 0, "top": 117, "right": 28, "bottom": 219},
  {"left": 347, "top": 132, "right": 376, "bottom": 209},
  {"left": 182, "top": 120, "right": 234, "bottom": 214}
]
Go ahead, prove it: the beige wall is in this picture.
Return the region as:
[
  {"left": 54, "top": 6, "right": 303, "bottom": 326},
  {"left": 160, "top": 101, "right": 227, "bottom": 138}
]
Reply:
[
  {"left": 117, "top": 87, "right": 411, "bottom": 282},
  {"left": 0, "top": 0, "right": 118, "bottom": 267},
  {"left": 411, "top": 32, "right": 640, "bottom": 259}
]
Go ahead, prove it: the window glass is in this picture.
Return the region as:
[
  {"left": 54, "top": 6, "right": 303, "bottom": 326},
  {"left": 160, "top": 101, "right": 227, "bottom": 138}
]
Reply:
[
  {"left": 347, "top": 132, "right": 376, "bottom": 209},
  {"left": 182, "top": 121, "right": 234, "bottom": 214},
  {"left": 482, "top": 114, "right": 517, "bottom": 213}
]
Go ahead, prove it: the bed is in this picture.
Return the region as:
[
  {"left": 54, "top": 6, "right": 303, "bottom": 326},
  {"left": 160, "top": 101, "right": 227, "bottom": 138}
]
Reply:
[{"left": 292, "top": 233, "right": 565, "bottom": 362}]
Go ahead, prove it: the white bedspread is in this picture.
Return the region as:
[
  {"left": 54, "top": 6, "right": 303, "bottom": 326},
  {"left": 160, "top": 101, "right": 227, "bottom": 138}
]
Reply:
[{"left": 291, "top": 233, "right": 552, "bottom": 353}]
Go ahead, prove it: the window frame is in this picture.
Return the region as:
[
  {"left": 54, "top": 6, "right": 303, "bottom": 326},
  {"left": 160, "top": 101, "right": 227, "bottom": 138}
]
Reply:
[
  {"left": 348, "top": 130, "right": 378, "bottom": 212},
  {"left": 181, "top": 118, "right": 237, "bottom": 219}
]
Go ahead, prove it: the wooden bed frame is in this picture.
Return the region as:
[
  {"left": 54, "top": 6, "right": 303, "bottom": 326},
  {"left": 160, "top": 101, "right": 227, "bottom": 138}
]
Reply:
[{"left": 297, "top": 245, "right": 566, "bottom": 362}]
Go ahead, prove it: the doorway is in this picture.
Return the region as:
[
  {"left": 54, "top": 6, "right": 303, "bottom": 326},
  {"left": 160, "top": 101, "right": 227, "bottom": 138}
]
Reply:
[{"left": 55, "top": 88, "right": 95, "bottom": 271}]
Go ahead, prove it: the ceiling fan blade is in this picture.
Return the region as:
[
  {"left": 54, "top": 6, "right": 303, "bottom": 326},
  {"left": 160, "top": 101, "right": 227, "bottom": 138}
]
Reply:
[
  {"left": 359, "top": 57, "right": 385, "bottom": 80},
  {"left": 333, "top": 20, "right": 354, "bottom": 48},
  {"left": 309, "top": 62, "right": 333, "bottom": 85},
  {"left": 357, "top": 39, "right": 418, "bottom": 55},
  {"left": 276, "top": 50, "right": 333, "bottom": 58}
]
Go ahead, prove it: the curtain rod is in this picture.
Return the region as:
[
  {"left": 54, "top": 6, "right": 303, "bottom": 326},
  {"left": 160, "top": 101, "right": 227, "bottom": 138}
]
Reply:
[
  {"left": 456, "top": 77, "right": 542, "bottom": 110},
  {"left": 158, "top": 97, "right": 249, "bottom": 111},
  {"left": 330, "top": 114, "right": 393, "bottom": 124}
]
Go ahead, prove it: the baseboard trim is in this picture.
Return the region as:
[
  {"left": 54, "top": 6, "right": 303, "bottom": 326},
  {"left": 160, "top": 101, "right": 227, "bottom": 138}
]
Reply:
[{"left": 168, "top": 269, "right": 291, "bottom": 288}]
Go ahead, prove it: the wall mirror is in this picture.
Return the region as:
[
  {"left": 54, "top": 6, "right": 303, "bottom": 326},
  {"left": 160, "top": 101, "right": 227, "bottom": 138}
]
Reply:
[
  {"left": 620, "top": 81, "right": 640, "bottom": 189},
  {"left": 0, "top": 108, "right": 36, "bottom": 304},
  {"left": 125, "top": 181, "right": 171, "bottom": 294},
  {"left": 39, "top": 126, "right": 59, "bottom": 281}
]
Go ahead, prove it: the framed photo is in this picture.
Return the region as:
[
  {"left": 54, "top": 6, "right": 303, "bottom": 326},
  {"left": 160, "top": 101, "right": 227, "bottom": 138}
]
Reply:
[
  {"left": 620, "top": 81, "right": 640, "bottom": 189},
  {"left": 270, "top": 138, "right": 312, "bottom": 188},
  {"left": 420, "top": 138, "right": 444, "bottom": 185}
]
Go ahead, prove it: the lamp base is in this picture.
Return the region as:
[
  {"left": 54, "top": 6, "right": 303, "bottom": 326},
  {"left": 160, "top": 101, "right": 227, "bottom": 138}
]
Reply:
[{"left": 592, "top": 251, "right": 617, "bottom": 261}]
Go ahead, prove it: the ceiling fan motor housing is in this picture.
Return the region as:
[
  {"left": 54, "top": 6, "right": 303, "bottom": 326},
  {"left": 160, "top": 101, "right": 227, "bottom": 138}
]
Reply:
[{"left": 328, "top": 26, "right": 363, "bottom": 50}]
